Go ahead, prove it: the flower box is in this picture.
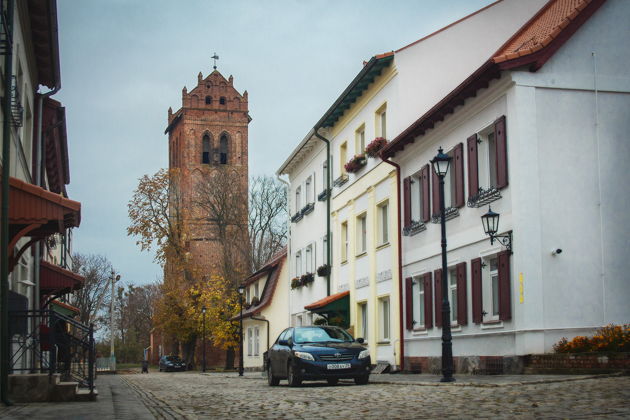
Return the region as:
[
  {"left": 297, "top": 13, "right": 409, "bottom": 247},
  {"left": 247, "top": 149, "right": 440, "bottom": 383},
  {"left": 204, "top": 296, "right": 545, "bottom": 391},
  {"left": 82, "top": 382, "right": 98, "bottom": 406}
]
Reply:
[
  {"left": 316, "top": 264, "right": 330, "bottom": 277},
  {"left": 291, "top": 277, "right": 302, "bottom": 289},
  {"left": 344, "top": 154, "right": 367, "bottom": 173},
  {"left": 300, "top": 272, "right": 314, "bottom": 286},
  {"left": 365, "top": 137, "right": 388, "bottom": 158}
]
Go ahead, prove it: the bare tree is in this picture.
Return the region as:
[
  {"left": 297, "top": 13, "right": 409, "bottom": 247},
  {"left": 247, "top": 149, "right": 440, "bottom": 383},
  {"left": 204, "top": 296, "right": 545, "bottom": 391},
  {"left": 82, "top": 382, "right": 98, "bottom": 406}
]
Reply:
[
  {"left": 249, "top": 175, "right": 287, "bottom": 271},
  {"left": 70, "top": 253, "right": 114, "bottom": 328}
]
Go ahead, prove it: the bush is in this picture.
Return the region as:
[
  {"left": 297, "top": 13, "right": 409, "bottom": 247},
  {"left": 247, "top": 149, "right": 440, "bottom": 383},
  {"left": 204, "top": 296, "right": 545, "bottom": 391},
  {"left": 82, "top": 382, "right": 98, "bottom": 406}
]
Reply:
[{"left": 553, "top": 324, "right": 630, "bottom": 353}]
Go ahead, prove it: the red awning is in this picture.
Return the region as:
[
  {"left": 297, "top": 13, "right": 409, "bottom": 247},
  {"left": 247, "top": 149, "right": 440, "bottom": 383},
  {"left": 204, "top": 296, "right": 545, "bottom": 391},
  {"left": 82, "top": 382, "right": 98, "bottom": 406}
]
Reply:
[
  {"left": 305, "top": 290, "right": 349, "bottom": 311},
  {"left": 40, "top": 260, "right": 84, "bottom": 296}
]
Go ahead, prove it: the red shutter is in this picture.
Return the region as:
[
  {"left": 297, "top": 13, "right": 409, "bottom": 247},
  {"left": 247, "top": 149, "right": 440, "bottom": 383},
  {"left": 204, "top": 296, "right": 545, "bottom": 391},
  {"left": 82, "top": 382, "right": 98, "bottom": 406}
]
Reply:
[
  {"left": 453, "top": 143, "right": 465, "bottom": 208},
  {"left": 494, "top": 115, "right": 508, "bottom": 189},
  {"left": 403, "top": 177, "right": 411, "bottom": 227},
  {"left": 432, "top": 169, "right": 440, "bottom": 218},
  {"left": 456, "top": 262, "right": 467, "bottom": 325},
  {"left": 423, "top": 272, "right": 433, "bottom": 329},
  {"left": 467, "top": 134, "right": 479, "bottom": 199},
  {"left": 434, "top": 269, "right": 442, "bottom": 328},
  {"left": 405, "top": 277, "right": 413, "bottom": 330},
  {"left": 421, "top": 164, "right": 431, "bottom": 223},
  {"left": 498, "top": 250, "right": 511, "bottom": 321},
  {"left": 471, "top": 258, "right": 483, "bottom": 324}
]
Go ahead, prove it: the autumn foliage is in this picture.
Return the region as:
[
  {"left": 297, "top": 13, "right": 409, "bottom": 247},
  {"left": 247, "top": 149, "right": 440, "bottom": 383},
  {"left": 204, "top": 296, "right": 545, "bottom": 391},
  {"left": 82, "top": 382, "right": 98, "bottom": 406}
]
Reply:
[{"left": 553, "top": 324, "right": 630, "bottom": 353}]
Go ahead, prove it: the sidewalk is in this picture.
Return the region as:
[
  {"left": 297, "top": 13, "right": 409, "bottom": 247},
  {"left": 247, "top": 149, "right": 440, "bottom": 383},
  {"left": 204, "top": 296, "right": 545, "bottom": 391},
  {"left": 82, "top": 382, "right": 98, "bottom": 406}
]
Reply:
[{"left": 0, "top": 374, "right": 155, "bottom": 420}]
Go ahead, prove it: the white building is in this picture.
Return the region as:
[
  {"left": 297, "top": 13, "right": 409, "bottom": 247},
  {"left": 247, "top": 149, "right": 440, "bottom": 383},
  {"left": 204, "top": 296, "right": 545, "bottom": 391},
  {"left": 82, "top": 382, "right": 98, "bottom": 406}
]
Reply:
[{"left": 382, "top": 0, "right": 630, "bottom": 373}]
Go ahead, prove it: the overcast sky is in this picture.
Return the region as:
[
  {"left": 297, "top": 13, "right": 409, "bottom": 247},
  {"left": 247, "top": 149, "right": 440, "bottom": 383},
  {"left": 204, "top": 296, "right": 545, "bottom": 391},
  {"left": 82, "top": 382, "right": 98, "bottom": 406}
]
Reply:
[{"left": 55, "top": 0, "right": 494, "bottom": 287}]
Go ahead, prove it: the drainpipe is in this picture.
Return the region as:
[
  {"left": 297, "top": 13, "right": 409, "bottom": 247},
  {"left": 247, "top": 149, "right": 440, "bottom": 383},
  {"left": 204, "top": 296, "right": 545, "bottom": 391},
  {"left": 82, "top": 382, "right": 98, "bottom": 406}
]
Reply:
[
  {"left": 1, "top": 0, "right": 15, "bottom": 405},
  {"left": 250, "top": 315, "right": 270, "bottom": 352},
  {"left": 380, "top": 155, "right": 405, "bottom": 372},
  {"left": 313, "top": 129, "right": 331, "bottom": 297},
  {"left": 276, "top": 174, "right": 291, "bottom": 323}
]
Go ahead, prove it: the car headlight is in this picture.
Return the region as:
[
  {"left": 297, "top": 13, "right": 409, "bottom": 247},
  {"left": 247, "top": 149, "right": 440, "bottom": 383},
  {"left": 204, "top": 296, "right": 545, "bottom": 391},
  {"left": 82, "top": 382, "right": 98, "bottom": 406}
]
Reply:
[
  {"left": 294, "top": 351, "right": 315, "bottom": 361},
  {"left": 358, "top": 350, "right": 370, "bottom": 359}
]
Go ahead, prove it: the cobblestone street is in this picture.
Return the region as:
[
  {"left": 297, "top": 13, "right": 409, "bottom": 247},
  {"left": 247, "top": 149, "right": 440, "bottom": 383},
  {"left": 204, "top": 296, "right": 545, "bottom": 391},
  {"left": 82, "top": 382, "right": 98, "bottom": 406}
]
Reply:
[{"left": 120, "top": 372, "right": 630, "bottom": 419}]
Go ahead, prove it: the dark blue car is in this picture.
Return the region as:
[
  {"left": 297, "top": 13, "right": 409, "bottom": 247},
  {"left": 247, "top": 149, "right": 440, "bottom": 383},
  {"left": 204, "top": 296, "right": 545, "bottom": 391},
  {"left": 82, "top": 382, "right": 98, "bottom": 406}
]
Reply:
[
  {"left": 264, "top": 326, "right": 371, "bottom": 387},
  {"left": 159, "top": 355, "right": 186, "bottom": 372}
]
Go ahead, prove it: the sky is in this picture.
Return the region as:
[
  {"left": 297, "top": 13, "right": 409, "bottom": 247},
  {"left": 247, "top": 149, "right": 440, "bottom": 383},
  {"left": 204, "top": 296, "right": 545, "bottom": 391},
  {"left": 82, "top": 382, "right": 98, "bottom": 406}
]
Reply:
[{"left": 55, "top": 0, "right": 494, "bottom": 287}]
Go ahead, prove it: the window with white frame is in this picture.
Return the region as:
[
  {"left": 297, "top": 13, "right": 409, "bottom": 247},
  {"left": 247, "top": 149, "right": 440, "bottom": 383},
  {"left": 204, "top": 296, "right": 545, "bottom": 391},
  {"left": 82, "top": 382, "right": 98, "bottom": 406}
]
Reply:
[
  {"left": 296, "top": 314, "right": 303, "bottom": 326},
  {"left": 322, "top": 160, "right": 328, "bottom": 189},
  {"left": 376, "top": 103, "right": 387, "bottom": 139},
  {"left": 355, "top": 124, "right": 365, "bottom": 154},
  {"left": 467, "top": 116, "right": 508, "bottom": 204},
  {"left": 254, "top": 281, "right": 259, "bottom": 299},
  {"left": 295, "top": 186, "right": 302, "bottom": 212},
  {"left": 477, "top": 127, "right": 498, "bottom": 190},
  {"left": 305, "top": 176, "right": 313, "bottom": 204},
  {"left": 356, "top": 213, "right": 367, "bottom": 255},
  {"left": 412, "top": 276, "right": 425, "bottom": 328},
  {"left": 483, "top": 256, "right": 500, "bottom": 321},
  {"left": 246, "top": 286, "right": 251, "bottom": 304},
  {"left": 247, "top": 327, "right": 253, "bottom": 356},
  {"left": 341, "top": 221, "right": 348, "bottom": 263},
  {"left": 379, "top": 296, "right": 390, "bottom": 342},
  {"left": 322, "top": 235, "right": 328, "bottom": 266},
  {"left": 449, "top": 268, "right": 458, "bottom": 324},
  {"left": 377, "top": 201, "right": 389, "bottom": 246},
  {"left": 410, "top": 172, "right": 422, "bottom": 223},
  {"left": 305, "top": 243, "right": 314, "bottom": 273},
  {"left": 358, "top": 301, "right": 368, "bottom": 340},
  {"left": 295, "top": 251, "right": 302, "bottom": 277},
  {"left": 443, "top": 150, "right": 456, "bottom": 209},
  {"left": 254, "top": 327, "right": 260, "bottom": 356},
  {"left": 340, "top": 142, "right": 347, "bottom": 174}
]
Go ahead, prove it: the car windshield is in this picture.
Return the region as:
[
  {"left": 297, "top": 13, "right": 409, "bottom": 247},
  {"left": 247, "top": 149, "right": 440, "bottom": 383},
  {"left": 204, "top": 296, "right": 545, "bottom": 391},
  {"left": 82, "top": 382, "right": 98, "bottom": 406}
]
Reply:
[
  {"left": 293, "top": 326, "right": 354, "bottom": 344},
  {"left": 165, "top": 356, "right": 181, "bottom": 362}
]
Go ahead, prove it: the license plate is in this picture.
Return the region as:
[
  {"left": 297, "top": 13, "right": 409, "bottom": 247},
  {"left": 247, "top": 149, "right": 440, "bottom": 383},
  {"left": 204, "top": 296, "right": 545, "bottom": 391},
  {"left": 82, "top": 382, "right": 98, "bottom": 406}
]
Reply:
[{"left": 327, "top": 363, "right": 351, "bottom": 370}]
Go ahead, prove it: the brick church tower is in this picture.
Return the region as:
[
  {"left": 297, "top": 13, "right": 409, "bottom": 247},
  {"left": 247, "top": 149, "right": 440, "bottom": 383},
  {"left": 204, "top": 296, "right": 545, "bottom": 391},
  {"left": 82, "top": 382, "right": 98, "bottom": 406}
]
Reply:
[{"left": 163, "top": 67, "right": 250, "bottom": 366}]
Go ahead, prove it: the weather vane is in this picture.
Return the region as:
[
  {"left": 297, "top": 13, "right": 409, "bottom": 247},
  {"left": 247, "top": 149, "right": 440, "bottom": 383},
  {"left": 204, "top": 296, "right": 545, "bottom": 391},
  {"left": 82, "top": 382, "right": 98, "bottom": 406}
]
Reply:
[{"left": 211, "top": 52, "right": 219, "bottom": 70}]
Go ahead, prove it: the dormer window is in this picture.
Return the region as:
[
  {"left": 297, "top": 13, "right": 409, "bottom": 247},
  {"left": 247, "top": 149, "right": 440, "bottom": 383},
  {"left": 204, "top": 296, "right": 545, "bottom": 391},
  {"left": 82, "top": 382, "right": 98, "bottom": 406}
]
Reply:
[
  {"left": 220, "top": 96, "right": 226, "bottom": 105},
  {"left": 205, "top": 96, "right": 212, "bottom": 105}
]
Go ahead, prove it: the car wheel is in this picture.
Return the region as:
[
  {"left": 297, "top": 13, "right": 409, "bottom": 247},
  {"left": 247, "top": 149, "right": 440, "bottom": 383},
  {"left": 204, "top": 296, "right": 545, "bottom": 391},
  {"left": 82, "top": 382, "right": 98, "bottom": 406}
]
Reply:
[
  {"left": 327, "top": 378, "right": 339, "bottom": 385},
  {"left": 354, "top": 375, "right": 369, "bottom": 385},
  {"left": 159, "top": 367, "right": 162, "bottom": 372},
  {"left": 267, "top": 363, "right": 280, "bottom": 386},
  {"left": 287, "top": 363, "right": 302, "bottom": 387}
]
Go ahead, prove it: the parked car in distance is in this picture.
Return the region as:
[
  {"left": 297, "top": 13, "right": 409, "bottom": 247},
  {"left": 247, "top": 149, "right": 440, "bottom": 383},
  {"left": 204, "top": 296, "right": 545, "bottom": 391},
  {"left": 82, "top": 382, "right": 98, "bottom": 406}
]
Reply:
[
  {"left": 264, "top": 326, "right": 371, "bottom": 387},
  {"left": 159, "top": 355, "right": 186, "bottom": 372}
]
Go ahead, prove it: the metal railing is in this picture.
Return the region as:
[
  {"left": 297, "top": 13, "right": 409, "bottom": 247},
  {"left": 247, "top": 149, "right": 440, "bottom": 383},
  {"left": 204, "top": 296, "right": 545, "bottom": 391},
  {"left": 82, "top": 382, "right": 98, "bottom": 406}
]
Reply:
[{"left": 8, "top": 310, "right": 95, "bottom": 394}]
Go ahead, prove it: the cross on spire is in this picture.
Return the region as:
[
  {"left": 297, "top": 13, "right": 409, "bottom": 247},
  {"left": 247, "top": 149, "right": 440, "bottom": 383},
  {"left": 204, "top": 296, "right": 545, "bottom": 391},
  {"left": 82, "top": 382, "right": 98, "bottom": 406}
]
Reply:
[{"left": 211, "top": 52, "right": 219, "bottom": 70}]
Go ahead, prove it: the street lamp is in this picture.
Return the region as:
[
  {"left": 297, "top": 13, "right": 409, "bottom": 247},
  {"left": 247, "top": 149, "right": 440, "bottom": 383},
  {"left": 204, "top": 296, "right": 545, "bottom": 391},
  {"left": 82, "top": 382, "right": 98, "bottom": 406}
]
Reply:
[
  {"left": 110, "top": 271, "right": 120, "bottom": 372},
  {"left": 430, "top": 147, "right": 455, "bottom": 383},
  {"left": 201, "top": 306, "right": 207, "bottom": 373},
  {"left": 237, "top": 285, "right": 245, "bottom": 376},
  {"left": 481, "top": 206, "right": 512, "bottom": 253}
]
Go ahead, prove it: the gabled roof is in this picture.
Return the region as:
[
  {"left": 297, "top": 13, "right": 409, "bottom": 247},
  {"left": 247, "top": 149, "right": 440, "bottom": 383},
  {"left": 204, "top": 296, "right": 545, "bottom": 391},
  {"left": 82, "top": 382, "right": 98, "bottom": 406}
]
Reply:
[
  {"left": 382, "top": 0, "right": 604, "bottom": 159},
  {"left": 232, "top": 248, "right": 287, "bottom": 320}
]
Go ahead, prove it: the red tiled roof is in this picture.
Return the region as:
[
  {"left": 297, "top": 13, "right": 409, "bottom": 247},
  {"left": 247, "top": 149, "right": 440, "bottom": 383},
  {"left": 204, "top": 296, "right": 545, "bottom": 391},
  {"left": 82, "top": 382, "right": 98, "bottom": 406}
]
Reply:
[
  {"left": 304, "top": 290, "right": 349, "bottom": 311},
  {"left": 493, "top": 0, "right": 591, "bottom": 63},
  {"left": 382, "top": 0, "right": 605, "bottom": 159}
]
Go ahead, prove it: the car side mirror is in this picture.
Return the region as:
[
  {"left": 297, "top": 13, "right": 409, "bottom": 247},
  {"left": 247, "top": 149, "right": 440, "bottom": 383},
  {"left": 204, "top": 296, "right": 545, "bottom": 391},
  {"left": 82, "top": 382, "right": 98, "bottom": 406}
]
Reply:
[
  {"left": 356, "top": 338, "right": 365, "bottom": 344},
  {"left": 278, "top": 339, "right": 289, "bottom": 346}
]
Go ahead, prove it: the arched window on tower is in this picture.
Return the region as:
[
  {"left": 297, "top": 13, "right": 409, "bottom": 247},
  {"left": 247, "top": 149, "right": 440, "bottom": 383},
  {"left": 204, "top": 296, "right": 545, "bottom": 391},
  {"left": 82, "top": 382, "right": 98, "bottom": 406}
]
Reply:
[
  {"left": 220, "top": 134, "right": 229, "bottom": 164},
  {"left": 205, "top": 96, "right": 212, "bottom": 105},
  {"left": 220, "top": 96, "right": 226, "bottom": 105},
  {"left": 202, "top": 135, "right": 211, "bottom": 164}
]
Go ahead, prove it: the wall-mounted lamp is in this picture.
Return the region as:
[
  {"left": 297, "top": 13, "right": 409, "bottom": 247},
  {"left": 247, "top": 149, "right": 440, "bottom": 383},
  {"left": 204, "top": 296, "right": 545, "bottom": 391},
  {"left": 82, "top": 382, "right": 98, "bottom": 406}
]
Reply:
[{"left": 481, "top": 206, "right": 512, "bottom": 253}]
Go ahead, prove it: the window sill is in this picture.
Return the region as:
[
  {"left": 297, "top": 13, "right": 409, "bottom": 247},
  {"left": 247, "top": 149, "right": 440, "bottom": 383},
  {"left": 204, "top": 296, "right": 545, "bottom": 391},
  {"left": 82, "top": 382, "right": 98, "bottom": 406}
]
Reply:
[
  {"left": 377, "top": 340, "right": 391, "bottom": 346},
  {"left": 412, "top": 328, "right": 428, "bottom": 336},
  {"left": 450, "top": 324, "right": 462, "bottom": 332},
  {"left": 481, "top": 320, "right": 504, "bottom": 330},
  {"left": 341, "top": 260, "right": 348, "bottom": 266},
  {"left": 355, "top": 251, "right": 367, "bottom": 259},
  {"left": 376, "top": 242, "right": 390, "bottom": 251}
]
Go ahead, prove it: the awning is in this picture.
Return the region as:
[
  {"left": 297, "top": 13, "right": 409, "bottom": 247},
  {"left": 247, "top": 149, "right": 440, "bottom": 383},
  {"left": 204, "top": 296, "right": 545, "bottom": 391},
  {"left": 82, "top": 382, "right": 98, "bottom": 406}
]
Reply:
[
  {"left": 305, "top": 290, "right": 349, "bottom": 313},
  {"left": 51, "top": 299, "right": 80, "bottom": 317},
  {"left": 6, "top": 176, "right": 81, "bottom": 272},
  {"left": 40, "top": 260, "right": 84, "bottom": 297}
]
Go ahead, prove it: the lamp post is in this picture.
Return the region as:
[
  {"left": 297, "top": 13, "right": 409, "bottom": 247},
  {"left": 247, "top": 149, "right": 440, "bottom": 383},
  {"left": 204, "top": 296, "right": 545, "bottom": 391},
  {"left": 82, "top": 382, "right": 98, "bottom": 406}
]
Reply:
[
  {"left": 481, "top": 206, "right": 512, "bottom": 253},
  {"left": 430, "top": 147, "right": 455, "bottom": 383},
  {"left": 110, "top": 271, "right": 120, "bottom": 372},
  {"left": 202, "top": 306, "right": 207, "bottom": 373},
  {"left": 237, "top": 285, "right": 245, "bottom": 376}
]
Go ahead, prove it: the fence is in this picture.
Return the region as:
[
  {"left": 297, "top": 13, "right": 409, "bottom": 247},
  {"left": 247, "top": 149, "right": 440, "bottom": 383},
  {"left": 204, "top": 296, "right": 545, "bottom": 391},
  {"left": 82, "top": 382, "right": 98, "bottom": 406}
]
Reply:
[{"left": 8, "top": 309, "right": 95, "bottom": 393}]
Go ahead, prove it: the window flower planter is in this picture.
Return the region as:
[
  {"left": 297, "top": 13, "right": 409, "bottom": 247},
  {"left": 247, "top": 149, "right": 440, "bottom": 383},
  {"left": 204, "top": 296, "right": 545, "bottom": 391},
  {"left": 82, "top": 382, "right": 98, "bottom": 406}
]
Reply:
[
  {"left": 291, "top": 212, "right": 303, "bottom": 223},
  {"left": 344, "top": 154, "right": 367, "bottom": 173},
  {"left": 365, "top": 137, "right": 388, "bottom": 158},
  {"left": 300, "top": 272, "right": 314, "bottom": 286},
  {"left": 333, "top": 174, "right": 349, "bottom": 187},
  {"left": 301, "top": 202, "right": 315, "bottom": 216},
  {"left": 316, "top": 264, "right": 330, "bottom": 277},
  {"left": 291, "top": 277, "right": 302, "bottom": 289}
]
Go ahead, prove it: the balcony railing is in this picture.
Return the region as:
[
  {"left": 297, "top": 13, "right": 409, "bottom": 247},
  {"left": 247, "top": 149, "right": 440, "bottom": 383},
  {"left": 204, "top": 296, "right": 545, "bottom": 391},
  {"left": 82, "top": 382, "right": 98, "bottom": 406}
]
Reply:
[
  {"left": 467, "top": 187, "right": 502, "bottom": 208},
  {"left": 333, "top": 174, "right": 349, "bottom": 188},
  {"left": 403, "top": 220, "right": 427, "bottom": 236},
  {"left": 431, "top": 207, "right": 460, "bottom": 224}
]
